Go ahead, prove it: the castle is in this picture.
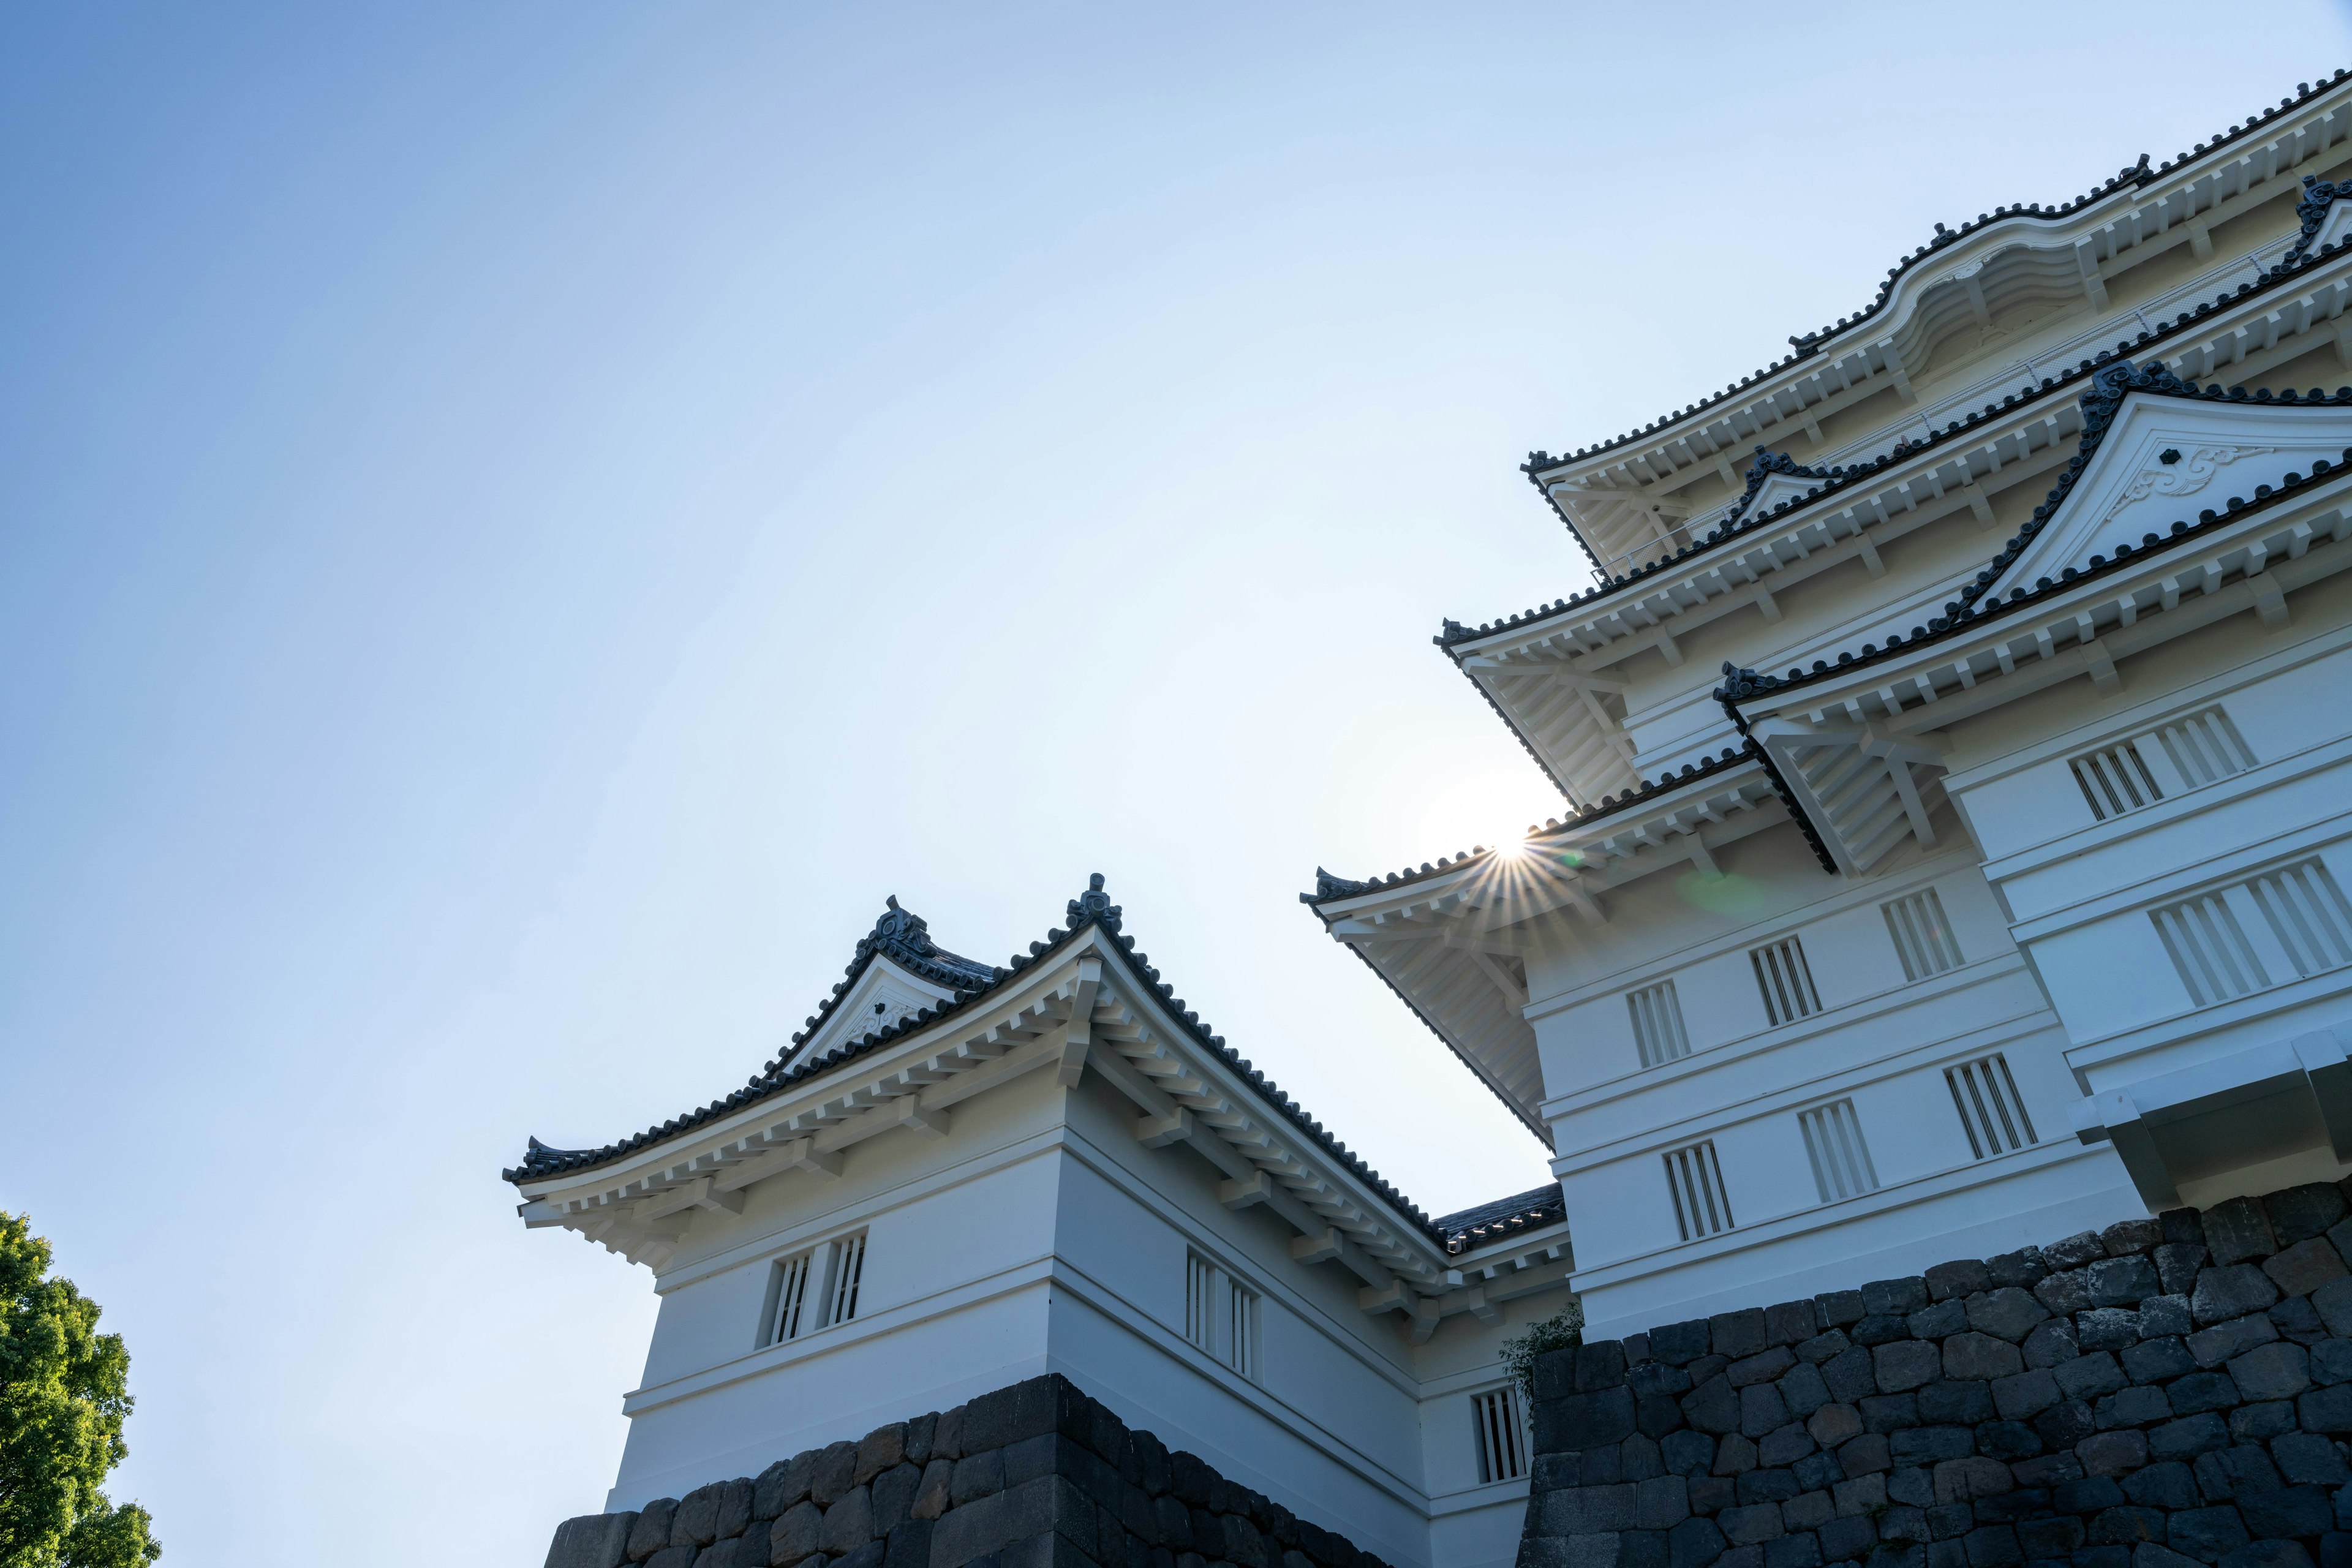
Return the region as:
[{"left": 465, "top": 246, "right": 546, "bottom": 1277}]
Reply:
[{"left": 518, "top": 69, "right": 2352, "bottom": 1568}]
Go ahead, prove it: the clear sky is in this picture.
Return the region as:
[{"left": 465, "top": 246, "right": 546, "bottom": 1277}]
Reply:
[{"left": 5, "top": 6, "right": 2349, "bottom": 1564}]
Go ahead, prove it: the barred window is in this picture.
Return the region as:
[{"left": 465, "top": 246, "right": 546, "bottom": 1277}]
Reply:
[
  {"left": 1947, "top": 1054, "right": 2036, "bottom": 1159},
  {"left": 2246, "top": 859, "right": 2352, "bottom": 980},
  {"left": 1471, "top": 1387, "right": 1526, "bottom": 1483},
  {"left": 1628, "top": 979, "right": 1691, "bottom": 1068},
  {"left": 766, "top": 1232, "right": 865, "bottom": 1344},
  {"left": 2070, "top": 707, "right": 2253, "bottom": 822},
  {"left": 1184, "top": 1251, "right": 1259, "bottom": 1380},
  {"left": 767, "top": 1250, "right": 814, "bottom": 1344},
  {"left": 1883, "top": 889, "right": 1963, "bottom": 981},
  {"left": 2154, "top": 859, "right": 2352, "bottom": 1008},
  {"left": 2153, "top": 891, "right": 2271, "bottom": 1006},
  {"left": 823, "top": 1231, "right": 867, "bottom": 1329},
  {"left": 1751, "top": 937, "right": 1820, "bottom": 1027},
  {"left": 1664, "top": 1140, "right": 1733, "bottom": 1241},
  {"left": 1798, "top": 1099, "right": 1880, "bottom": 1203}
]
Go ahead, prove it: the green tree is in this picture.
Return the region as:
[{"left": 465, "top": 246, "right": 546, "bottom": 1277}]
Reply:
[{"left": 0, "top": 1213, "right": 158, "bottom": 1568}]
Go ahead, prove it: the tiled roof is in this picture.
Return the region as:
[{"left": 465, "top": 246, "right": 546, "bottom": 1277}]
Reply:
[
  {"left": 1433, "top": 1184, "right": 1566, "bottom": 1256},
  {"left": 1522, "top": 73, "right": 2352, "bottom": 477},
  {"left": 1714, "top": 360, "right": 2352, "bottom": 707},
  {"left": 505, "top": 876, "right": 1463, "bottom": 1246},
  {"left": 1299, "top": 742, "right": 1755, "bottom": 908},
  {"left": 1449, "top": 179, "right": 2352, "bottom": 650}
]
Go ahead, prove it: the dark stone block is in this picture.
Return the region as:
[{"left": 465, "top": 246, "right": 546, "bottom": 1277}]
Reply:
[
  {"left": 2091, "top": 1260, "right": 2164, "bottom": 1309},
  {"left": 1866, "top": 1281, "right": 1932, "bottom": 1317},
  {"left": 758, "top": 1458, "right": 815, "bottom": 1523},
  {"left": 2142, "top": 1300, "right": 2195, "bottom": 1341},
  {"left": 549, "top": 1513, "right": 639, "bottom": 1568},
  {"left": 643, "top": 1548, "right": 696, "bottom": 1568},
  {"left": 818, "top": 1487, "right": 875, "bottom": 1558},
  {"left": 1913, "top": 1302, "right": 1969, "bottom": 1340},
  {"left": 2016, "top": 1520, "right": 2082, "bottom": 1559},
  {"left": 1988, "top": 1251, "right": 2050, "bottom": 1291},
  {"left": 2056, "top": 1477, "right": 2128, "bottom": 1514},
  {"left": 815, "top": 1445, "right": 863, "bottom": 1509},
  {"left": 1856, "top": 1319, "right": 1914, "bottom": 1349},
  {"left": 1949, "top": 1338, "right": 2026, "bottom": 1382},
  {"left": 1879, "top": 1343, "right": 1944, "bottom": 1393},
  {"left": 2164, "top": 1211, "right": 2209, "bottom": 1248},
  {"left": 1735, "top": 1350, "right": 1801, "bottom": 1389},
  {"left": 2118, "top": 1462, "right": 2195, "bottom": 1511},
  {"left": 2167, "top": 1506, "right": 2249, "bottom": 1563},
  {"left": 1586, "top": 1343, "right": 1635, "bottom": 1392},
  {"left": 1818, "top": 1294, "right": 1868, "bottom": 1331},
  {"left": 1642, "top": 1395, "right": 1691, "bottom": 1439},
  {"left": 1665, "top": 1431, "right": 1717, "bottom": 1477},
  {"left": 2231, "top": 1343, "right": 2312, "bottom": 1403},
  {"left": 2266, "top": 1243, "right": 2350, "bottom": 1300},
  {"left": 1823, "top": 1517, "right": 1878, "bottom": 1561},
  {"left": 2047, "top": 1235, "right": 2106, "bottom": 1271},
  {"left": 954, "top": 1453, "right": 1005, "bottom": 1509},
  {"left": 1864, "top": 1547, "right": 1924, "bottom": 1568},
  {"left": 2160, "top": 1250, "right": 2214, "bottom": 1298},
  {"left": 2302, "top": 1385, "right": 2352, "bottom": 1434},
  {"left": 2107, "top": 1222, "right": 2164, "bottom": 1258},
  {"left": 1977, "top": 1423, "right": 2043, "bottom": 1463},
  {"left": 1639, "top": 1476, "right": 1693, "bottom": 1531},
  {"left": 1746, "top": 1387, "right": 1795, "bottom": 1438},
  {"left": 631, "top": 1502, "right": 680, "bottom": 1563},
  {"left": 1628, "top": 1435, "right": 1669, "bottom": 1482},
  {"left": 833, "top": 1539, "right": 885, "bottom": 1568},
  {"left": 2239, "top": 1485, "right": 2334, "bottom": 1541},
  {"left": 2125, "top": 1339, "right": 2198, "bottom": 1383},
  {"left": 859, "top": 1427, "right": 909, "bottom": 1487},
  {"left": 2149, "top": 1415, "right": 2233, "bottom": 1461},
  {"left": 2034, "top": 1403, "right": 2096, "bottom": 1448},
  {"left": 1924, "top": 1504, "right": 1973, "bottom": 1542},
  {"left": 2325, "top": 1539, "right": 2352, "bottom": 1568},
  {"left": 1800, "top": 1332, "right": 1855, "bottom": 1368},
  {"left": 1972, "top": 1292, "right": 2053, "bottom": 1345},
  {"left": 1963, "top": 1526, "right": 2021, "bottom": 1568},
  {"left": 884, "top": 1521, "right": 932, "bottom": 1568},
  {"left": 1637, "top": 1365, "right": 1699, "bottom": 1400},
  {"left": 2074, "top": 1548, "right": 2132, "bottom": 1568},
  {"left": 2219, "top": 1547, "right": 2313, "bottom": 1568},
  {"left": 2267, "top": 1186, "right": 2348, "bottom": 1246},
  {"left": 1739, "top": 1471, "right": 1800, "bottom": 1505},
  {"left": 1888, "top": 1471, "right": 1932, "bottom": 1510},
  {"left": 1765, "top": 1534, "right": 1823, "bottom": 1568},
  {"left": 1921, "top": 1384, "right": 1994, "bottom": 1426},
  {"left": 2087, "top": 1507, "right": 2166, "bottom": 1545},
  {"left": 1716, "top": 1438, "right": 1760, "bottom": 1478},
  {"left": 1890, "top": 1430, "right": 1974, "bottom": 1466},
  {"left": 875, "top": 1467, "right": 925, "bottom": 1536},
  {"left": 2036, "top": 1275, "right": 2091, "bottom": 1319},
  {"left": 2195, "top": 1319, "right": 2282, "bottom": 1369},
  {"left": 1784, "top": 1366, "right": 1834, "bottom": 1421},
  {"left": 1827, "top": 1352, "right": 1880, "bottom": 1405},
  {"left": 1694, "top": 1477, "right": 1740, "bottom": 1515},
  {"left": 1839, "top": 1435, "right": 1892, "bottom": 1477},
  {"left": 2271, "top": 1297, "right": 2326, "bottom": 1347},
  {"left": 1670, "top": 1516, "right": 1729, "bottom": 1568},
  {"left": 2058, "top": 1357, "right": 2128, "bottom": 1402},
  {"left": 1865, "top": 1396, "right": 1923, "bottom": 1434},
  {"left": 1793, "top": 1454, "right": 1843, "bottom": 1493},
  {"left": 1722, "top": 1505, "right": 1786, "bottom": 1545},
  {"left": 1932, "top": 1263, "right": 1996, "bottom": 1302},
  {"left": 2024, "top": 1324, "right": 2081, "bottom": 1373},
  {"left": 1539, "top": 1351, "right": 1583, "bottom": 1403},
  {"left": 1760, "top": 1426, "right": 1817, "bottom": 1468},
  {"left": 2274, "top": 1432, "right": 2351, "bottom": 1486},
  {"left": 2312, "top": 1281, "right": 2352, "bottom": 1340},
  {"left": 2080, "top": 1313, "right": 2141, "bottom": 1353},
  {"left": 1626, "top": 1532, "right": 1674, "bottom": 1568},
  {"left": 1771, "top": 1302, "right": 1825, "bottom": 1345},
  {"left": 1716, "top": 1312, "right": 1773, "bottom": 1360},
  {"left": 2170, "top": 1371, "right": 2243, "bottom": 1415},
  {"left": 1628, "top": 1335, "right": 1655, "bottom": 1368},
  {"left": 2095, "top": 1387, "right": 2172, "bottom": 1431},
  {"left": 2008, "top": 1454, "right": 2082, "bottom": 1488},
  {"left": 2079, "top": 1433, "right": 2150, "bottom": 1477},
  {"left": 1811, "top": 1407, "right": 1864, "bottom": 1449},
  {"left": 1695, "top": 1357, "right": 1734, "bottom": 1388},
  {"left": 771, "top": 1502, "right": 824, "bottom": 1567},
  {"left": 2207, "top": 1202, "right": 2280, "bottom": 1268},
  {"left": 1686, "top": 1380, "right": 1743, "bottom": 1436}
]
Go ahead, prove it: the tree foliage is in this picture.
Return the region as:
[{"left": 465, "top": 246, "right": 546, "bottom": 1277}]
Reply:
[
  {"left": 1498, "top": 1297, "right": 1585, "bottom": 1404},
  {"left": 0, "top": 1213, "right": 159, "bottom": 1568}
]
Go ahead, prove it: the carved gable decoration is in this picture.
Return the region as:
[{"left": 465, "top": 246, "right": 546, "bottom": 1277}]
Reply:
[
  {"left": 1990, "top": 386, "right": 2352, "bottom": 595},
  {"left": 796, "top": 954, "right": 965, "bottom": 1061}
]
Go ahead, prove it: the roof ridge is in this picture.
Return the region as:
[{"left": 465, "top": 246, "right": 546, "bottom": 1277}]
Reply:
[
  {"left": 1442, "top": 190, "right": 2352, "bottom": 650},
  {"left": 506, "top": 875, "right": 1458, "bottom": 1244},
  {"left": 1713, "top": 360, "right": 2352, "bottom": 706},
  {"left": 1521, "top": 70, "right": 2352, "bottom": 478}
]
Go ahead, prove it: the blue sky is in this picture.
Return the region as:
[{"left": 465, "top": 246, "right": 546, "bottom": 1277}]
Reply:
[{"left": 4, "top": 6, "right": 2348, "bottom": 1564}]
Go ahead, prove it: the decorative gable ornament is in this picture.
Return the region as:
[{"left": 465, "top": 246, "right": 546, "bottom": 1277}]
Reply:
[{"left": 1986, "top": 363, "right": 2352, "bottom": 600}]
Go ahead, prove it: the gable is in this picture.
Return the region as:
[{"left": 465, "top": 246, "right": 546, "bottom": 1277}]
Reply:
[
  {"left": 1991, "top": 391, "right": 2352, "bottom": 595},
  {"left": 796, "top": 955, "right": 968, "bottom": 1061},
  {"left": 1741, "top": 469, "right": 1830, "bottom": 525}
]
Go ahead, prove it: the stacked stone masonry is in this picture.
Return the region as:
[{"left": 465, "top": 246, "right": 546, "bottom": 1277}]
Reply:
[
  {"left": 542, "top": 1374, "right": 1391, "bottom": 1568},
  {"left": 1519, "top": 1182, "right": 2352, "bottom": 1568}
]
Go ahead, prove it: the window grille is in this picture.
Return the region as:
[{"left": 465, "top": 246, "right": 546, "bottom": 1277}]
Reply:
[
  {"left": 2152, "top": 892, "right": 2271, "bottom": 1006},
  {"left": 1750, "top": 937, "right": 1820, "bottom": 1027},
  {"left": 2068, "top": 707, "right": 2253, "bottom": 822},
  {"left": 1471, "top": 1387, "right": 1526, "bottom": 1483},
  {"left": 1883, "top": 888, "right": 1963, "bottom": 981},
  {"left": 1663, "top": 1140, "right": 1733, "bottom": 1241},
  {"left": 1945, "top": 1053, "right": 2036, "bottom": 1159},
  {"left": 1184, "top": 1252, "right": 1259, "bottom": 1380},
  {"left": 1798, "top": 1099, "right": 1880, "bottom": 1203},
  {"left": 1628, "top": 980, "right": 1691, "bottom": 1068},
  {"left": 1226, "top": 1279, "right": 1259, "bottom": 1379},
  {"left": 769, "top": 1250, "right": 815, "bottom": 1344},
  {"left": 2152, "top": 707, "right": 2254, "bottom": 790},
  {"left": 824, "top": 1232, "right": 867, "bottom": 1329},
  {"left": 2070, "top": 741, "right": 2162, "bottom": 821},
  {"left": 2246, "top": 859, "right": 2352, "bottom": 980}
]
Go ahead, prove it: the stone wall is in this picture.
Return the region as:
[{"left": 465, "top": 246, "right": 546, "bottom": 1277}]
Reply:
[
  {"left": 1518, "top": 1182, "right": 2352, "bottom": 1568},
  {"left": 542, "top": 1374, "right": 1389, "bottom": 1568}
]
